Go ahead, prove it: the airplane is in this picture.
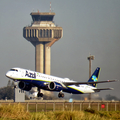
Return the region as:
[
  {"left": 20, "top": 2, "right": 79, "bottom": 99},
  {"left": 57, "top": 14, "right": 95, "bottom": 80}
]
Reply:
[{"left": 5, "top": 67, "right": 117, "bottom": 98}]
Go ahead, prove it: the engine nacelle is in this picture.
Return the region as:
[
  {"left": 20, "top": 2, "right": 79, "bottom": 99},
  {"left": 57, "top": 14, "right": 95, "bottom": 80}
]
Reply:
[
  {"left": 48, "top": 82, "right": 63, "bottom": 91},
  {"left": 18, "top": 81, "right": 32, "bottom": 91},
  {"left": 48, "top": 82, "right": 56, "bottom": 90}
]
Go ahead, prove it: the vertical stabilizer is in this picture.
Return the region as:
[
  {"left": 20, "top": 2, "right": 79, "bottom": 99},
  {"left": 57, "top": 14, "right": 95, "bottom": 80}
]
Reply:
[{"left": 88, "top": 67, "right": 101, "bottom": 87}]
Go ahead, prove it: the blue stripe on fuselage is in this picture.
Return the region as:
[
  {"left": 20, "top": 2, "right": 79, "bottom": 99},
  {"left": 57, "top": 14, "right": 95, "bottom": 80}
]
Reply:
[
  {"left": 17, "top": 79, "right": 84, "bottom": 94},
  {"left": 17, "top": 79, "right": 47, "bottom": 88}
]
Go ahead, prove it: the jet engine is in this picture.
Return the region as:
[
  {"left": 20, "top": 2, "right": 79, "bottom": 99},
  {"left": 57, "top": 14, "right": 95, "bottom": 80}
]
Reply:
[
  {"left": 48, "top": 82, "right": 63, "bottom": 91},
  {"left": 48, "top": 82, "right": 56, "bottom": 90},
  {"left": 18, "top": 81, "right": 32, "bottom": 91}
]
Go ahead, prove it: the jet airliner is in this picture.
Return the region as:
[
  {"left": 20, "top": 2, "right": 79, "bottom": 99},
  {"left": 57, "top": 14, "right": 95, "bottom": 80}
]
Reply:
[{"left": 5, "top": 67, "right": 117, "bottom": 98}]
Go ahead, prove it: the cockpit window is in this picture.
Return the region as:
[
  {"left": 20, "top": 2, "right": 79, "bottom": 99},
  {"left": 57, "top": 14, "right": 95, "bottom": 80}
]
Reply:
[{"left": 10, "top": 69, "right": 18, "bottom": 72}]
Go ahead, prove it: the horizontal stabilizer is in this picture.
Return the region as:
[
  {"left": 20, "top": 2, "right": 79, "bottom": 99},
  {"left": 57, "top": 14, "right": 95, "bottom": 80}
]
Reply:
[{"left": 93, "top": 88, "right": 114, "bottom": 92}]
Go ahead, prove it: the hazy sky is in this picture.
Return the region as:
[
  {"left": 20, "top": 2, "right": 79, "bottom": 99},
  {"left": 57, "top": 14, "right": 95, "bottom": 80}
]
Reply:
[{"left": 0, "top": 0, "right": 120, "bottom": 99}]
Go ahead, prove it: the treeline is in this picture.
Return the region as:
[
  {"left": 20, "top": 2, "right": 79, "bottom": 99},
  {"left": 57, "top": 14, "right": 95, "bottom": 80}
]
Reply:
[{"left": 0, "top": 86, "right": 14, "bottom": 100}]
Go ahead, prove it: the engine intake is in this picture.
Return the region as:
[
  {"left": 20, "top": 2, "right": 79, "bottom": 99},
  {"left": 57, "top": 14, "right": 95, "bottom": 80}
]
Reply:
[
  {"left": 18, "top": 81, "right": 32, "bottom": 91},
  {"left": 48, "top": 82, "right": 56, "bottom": 90}
]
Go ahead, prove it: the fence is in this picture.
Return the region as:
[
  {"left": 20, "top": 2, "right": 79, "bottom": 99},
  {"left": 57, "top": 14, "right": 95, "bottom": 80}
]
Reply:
[{"left": 0, "top": 101, "right": 120, "bottom": 112}]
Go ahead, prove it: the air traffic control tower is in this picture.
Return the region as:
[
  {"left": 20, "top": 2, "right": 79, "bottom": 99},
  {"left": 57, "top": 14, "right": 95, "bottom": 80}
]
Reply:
[{"left": 23, "top": 12, "right": 63, "bottom": 74}]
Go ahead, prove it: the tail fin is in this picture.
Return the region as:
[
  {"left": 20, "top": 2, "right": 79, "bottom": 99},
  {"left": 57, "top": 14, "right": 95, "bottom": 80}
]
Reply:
[{"left": 88, "top": 67, "right": 101, "bottom": 87}]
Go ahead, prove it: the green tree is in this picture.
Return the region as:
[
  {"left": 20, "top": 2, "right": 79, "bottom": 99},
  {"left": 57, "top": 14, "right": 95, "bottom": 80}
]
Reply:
[
  {"left": 7, "top": 80, "right": 11, "bottom": 87},
  {"left": 0, "top": 86, "right": 14, "bottom": 100},
  {"left": 105, "top": 94, "right": 120, "bottom": 100}
]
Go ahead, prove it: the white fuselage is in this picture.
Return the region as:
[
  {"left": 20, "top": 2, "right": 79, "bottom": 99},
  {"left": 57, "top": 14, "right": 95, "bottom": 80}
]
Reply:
[{"left": 6, "top": 67, "right": 96, "bottom": 94}]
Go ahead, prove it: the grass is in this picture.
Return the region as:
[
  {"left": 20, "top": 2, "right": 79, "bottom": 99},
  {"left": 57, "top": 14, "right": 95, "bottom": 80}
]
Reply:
[
  {"left": 0, "top": 103, "right": 30, "bottom": 120},
  {"left": 0, "top": 104, "right": 120, "bottom": 120}
]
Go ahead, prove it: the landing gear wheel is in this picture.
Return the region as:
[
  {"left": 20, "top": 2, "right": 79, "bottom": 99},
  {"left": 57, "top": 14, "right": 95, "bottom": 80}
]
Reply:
[
  {"left": 37, "top": 93, "right": 43, "bottom": 97},
  {"left": 61, "top": 93, "right": 64, "bottom": 98},
  {"left": 58, "top": 93, "right": 61, "bottom": 98},
  {"left": 58, "top": 92, "right": 64, "bottom": 98}
]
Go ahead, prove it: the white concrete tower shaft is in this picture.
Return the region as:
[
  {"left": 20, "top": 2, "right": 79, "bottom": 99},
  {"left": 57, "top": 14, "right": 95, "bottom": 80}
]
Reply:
[{"left": 35, "top": 43, "right": 50, "bottom": 74}]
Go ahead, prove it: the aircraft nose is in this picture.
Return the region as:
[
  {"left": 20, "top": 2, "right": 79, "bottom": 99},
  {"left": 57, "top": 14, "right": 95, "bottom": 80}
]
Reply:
[{"left": 5, "top": 72, "right": 10, "bottom": 78}]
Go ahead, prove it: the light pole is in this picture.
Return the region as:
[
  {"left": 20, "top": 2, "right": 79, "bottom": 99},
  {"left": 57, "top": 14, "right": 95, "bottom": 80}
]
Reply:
[
  {"left": 87, "top": 55, "right": 94, "bottom": 100},
  {"left": 87, "top": 55, "right": 95, "bottom": 78}
]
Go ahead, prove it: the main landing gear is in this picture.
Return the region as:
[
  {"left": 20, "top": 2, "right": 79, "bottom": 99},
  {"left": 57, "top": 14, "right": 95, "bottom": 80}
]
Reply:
[
  {"left": 58, "top": 91, "right": 64, "bottom": 98},
  {"left": 37, "top": 88, "right": 43, "bottom": 97},
  {"left": 37, "top": 92, "right": 43, "bottom": 97},
  {"left": 37, "top": 88, "right": 64, "bottom": 98}
]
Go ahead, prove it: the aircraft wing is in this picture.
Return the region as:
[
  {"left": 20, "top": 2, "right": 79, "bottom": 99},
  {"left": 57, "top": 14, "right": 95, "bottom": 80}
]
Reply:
[
  {"left": 93, "top": 88, "right": 114, "bottom": 92},
  {"left": 63, "top": 80, "right": 118, "bottom": 86}
]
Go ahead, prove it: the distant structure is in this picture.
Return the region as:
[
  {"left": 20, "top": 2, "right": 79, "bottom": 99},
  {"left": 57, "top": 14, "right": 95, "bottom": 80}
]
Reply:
[
  {"left": 14, "top": 87, "right": 25, "bottom": 102},
  {"left": 7, "top": 80, "right": 25, "bottom": 102},
  {"left": 23, "top": 11, "right": 63, "bottom": 75},
  {"left": 87, "top": 54, "right": 95, "bottom": 101},
  {"left": 87, "top": 55, "right": 95, "bottom": 78},
  {"left": 14, "top": 82, "right": 25, "bottom": 102}
]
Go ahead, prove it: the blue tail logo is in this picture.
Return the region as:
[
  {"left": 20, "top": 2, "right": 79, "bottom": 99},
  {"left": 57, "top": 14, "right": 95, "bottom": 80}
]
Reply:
[
  {"left": 92, "top": 75, "right": 98, "bottom": 82},
  {"left": 88, "top": 67, "right": 100, "bottom": 87}
]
